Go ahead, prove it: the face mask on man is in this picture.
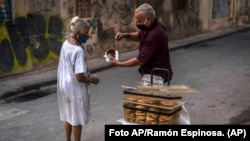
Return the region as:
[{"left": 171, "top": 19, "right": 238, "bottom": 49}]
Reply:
[
  {"left": 136, "top": 19, "right": 148, "bottom": 31},
  {"left": 78, "top": 34, "right": 89, "bottom": 44}
]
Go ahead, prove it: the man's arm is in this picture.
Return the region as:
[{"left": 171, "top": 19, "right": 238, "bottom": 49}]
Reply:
[{"left": 110, "top": 57, "right": 141, "bottom": 67}]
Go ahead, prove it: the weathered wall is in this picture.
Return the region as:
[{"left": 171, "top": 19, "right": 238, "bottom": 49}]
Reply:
[
  {"left": 0, "top": 0, "right": 65, "bottom": 77},
  {"left": 237, "top": 0, "right": 249, "bottom": 25},
  {"left": 0, "top": 0, "right": 249, "bottom": 78},
  {"left": 205, "top": 0, "right": 249, "bottom": 31},
  {"left": 82, "top": 0, "right": 202, "bottom": 57},
  {"left": 162, "top": 0, "right": 200, "bottom": 40},
  {"left": 199, "top": 0, "right": 212, "bottom": 32}
]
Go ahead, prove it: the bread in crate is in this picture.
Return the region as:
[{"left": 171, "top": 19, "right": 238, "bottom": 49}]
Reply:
[{"left": 123, "top": 89, "right": 183, "bottom": 125}]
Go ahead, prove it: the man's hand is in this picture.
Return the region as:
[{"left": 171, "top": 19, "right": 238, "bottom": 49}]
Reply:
[
  {"left": 109, "top": 56, "right": 120, "bottom": 66},
  {"left": 114, "top": 32, "right": 124, "bottom": 41}
]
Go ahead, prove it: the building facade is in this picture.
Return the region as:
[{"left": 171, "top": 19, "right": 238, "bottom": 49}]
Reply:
[{"left": 0, "top": 0, "right": 249, "bottom": 77}]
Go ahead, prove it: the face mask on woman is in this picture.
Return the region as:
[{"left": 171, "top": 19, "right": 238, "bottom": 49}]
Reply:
[{"left": 78, "top": 34, "right": 89, "bottom": 44}]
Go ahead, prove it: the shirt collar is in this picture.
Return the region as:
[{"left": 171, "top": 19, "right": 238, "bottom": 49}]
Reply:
[{"left": 145, "top": 18, "right": 158, "bottom": 32}]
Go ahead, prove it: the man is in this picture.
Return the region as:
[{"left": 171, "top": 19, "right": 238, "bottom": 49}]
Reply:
[
  {"left": 110, "top": 3, "right": 172, "bottom": 84},
  {"left": 110, "top": 3, "right": 190, "bottom": 125}
]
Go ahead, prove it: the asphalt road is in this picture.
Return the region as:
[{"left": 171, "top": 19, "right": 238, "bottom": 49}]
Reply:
[{"left": 0, "top": 30, "right": 250, "bottom": 141}]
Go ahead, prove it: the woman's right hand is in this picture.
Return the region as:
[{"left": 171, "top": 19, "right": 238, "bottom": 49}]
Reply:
[{"left": 90, "top": 76, "right": 100, "bottom": 85}]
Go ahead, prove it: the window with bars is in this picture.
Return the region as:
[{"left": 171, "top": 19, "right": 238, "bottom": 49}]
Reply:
[
  {"left": 136, "top": 0, "right": 164, "bottom": 15},
  {"left": 136, "top": 0, "right": 159, "bottom": 9},
  {"left": 173, "top": 0, "right": 188, "bottom": 11},
  {"left": 213, "top": 0, "right": 229, "bottom": 19},
  {"left": 240, "top": 0, "right": 248, "bottom": 15},
  {"left": 0, "top": 0, "right": 12, "bottom": 24},
  {"left": 76, "top": 0, "right": 91, "bottom": 18}
]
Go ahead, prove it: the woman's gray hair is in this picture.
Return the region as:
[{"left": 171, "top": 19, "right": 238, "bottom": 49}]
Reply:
[
  {"left": 69, "top": 16, "right": 89, "bottom": 36},
  {"left": 135, "top": 3, "right": 155, "bottom": 18}
]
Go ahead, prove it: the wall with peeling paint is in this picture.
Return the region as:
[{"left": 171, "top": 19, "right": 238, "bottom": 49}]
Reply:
[
  {"left": 0, "top": 0, "right": 249, "bottom": 78},
  {"left": 0, "top": 0, "right": 65, "bottom": 77}
]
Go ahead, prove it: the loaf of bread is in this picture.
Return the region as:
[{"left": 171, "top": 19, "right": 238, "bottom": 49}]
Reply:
[
  {"left": 124, "top": 108, "right": 136, "bottom": 122},
  {"left": 159, "top": 99, "right": 179, "bottom": 107},
  {"left": 124, "top": 95, "right": 138, "bottom": 107},
  {"left": 124, "top": 95, "right": 138, "bottom": 101},
  {"left": 123, "top": 95, "right": 182, "bottom": 125},
  {"left": 158, "top": 114, "right": 174, "bottom": 124},
  {"left": 146, "top": 98, "right": 159, "bottom": 105},
  {"left": 145, "top": 116, "right": 158, "bottom": 125}
]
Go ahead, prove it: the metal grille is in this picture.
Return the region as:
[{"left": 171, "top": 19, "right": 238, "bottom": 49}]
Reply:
[
  {"left": 0, "top": 0, "right": 12, "bottom": 23},
  {"left": 136, "top": 0, "right": 158, "bottom": 8},
  {"left": 240, "top": 0, "right": 248, "bottom": 15},
  {"left": 174, "top": 0, "right": 187, "bottom": 11},
  {"left": 76, "top": 0, "right": 91, "bottom": 18}
]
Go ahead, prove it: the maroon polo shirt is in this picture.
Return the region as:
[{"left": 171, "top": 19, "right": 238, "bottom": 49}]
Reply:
[{"left": 137, "top": 19, "right": 173, "bottom": 82}]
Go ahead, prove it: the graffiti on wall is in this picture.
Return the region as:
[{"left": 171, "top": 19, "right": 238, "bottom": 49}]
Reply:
[
  {"left": 0, "top": 0, "right": 203, "bottom": 76},
  {"left": 92, "top": 0, "right": 201, "bottom": 51},
  {"left": 112, "top": 1, "right": 134, "bottom": 25},
  {"left": 213, "top": 0, "right": 229, "bottom": 19},
  {"left": 94, "top": 0, "right": 165, "bottom": 53},
  {"left": 0, "top": 13, "right": 64, "bottom": 75}
]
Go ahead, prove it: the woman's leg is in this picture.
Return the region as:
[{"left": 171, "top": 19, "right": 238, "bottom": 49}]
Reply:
[
  {"left": 73, "top": 125, "right": 82, "bottom": 141},
  {"left": 64, "top": 121, "right": 72, "bottom": 141}
]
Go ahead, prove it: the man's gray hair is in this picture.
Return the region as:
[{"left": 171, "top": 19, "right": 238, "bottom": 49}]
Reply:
[
  {"left": 135, "top": 3, "right": 155, "bottom": 18},
  {"left": 69, "top": 16, "right": 89, "bottom": 36}
]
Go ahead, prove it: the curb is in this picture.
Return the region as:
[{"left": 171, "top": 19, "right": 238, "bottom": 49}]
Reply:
[
  {"left": 0, "top": 79, "right": 57, "bottom": 99},
  {"left": 1, "top": 25, "right": 250, "bottom": 99}
]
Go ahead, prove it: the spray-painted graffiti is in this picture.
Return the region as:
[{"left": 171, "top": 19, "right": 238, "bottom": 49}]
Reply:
[
  {"left": 92, "top": 0, "right": 137, "bottom": 54},
  {"left": 0, "top": 39, "right": 14, "bottom": 73},
  {"left": 112, "top": 1, "right": 134, "bottom": 25},
  {"left": 0, "top": 13, "right": 64, "bottom": 75}
]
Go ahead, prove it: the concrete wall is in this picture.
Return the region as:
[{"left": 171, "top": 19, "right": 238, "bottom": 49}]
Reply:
[
  {"left": 204, "top": 0, "right": 250, "bottom": 31},
  {"left": 0, "top": 0, "right": 249, "bottom": 78},
  {"left": 0, "top": 0, "right": 65, "bottom": 77}
]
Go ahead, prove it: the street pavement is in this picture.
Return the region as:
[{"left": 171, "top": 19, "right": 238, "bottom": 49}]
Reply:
[
  {"left": 1, "top": 24, "right": 250, "bottom": 100},
  {"left": 1, "top": 25, "right": 250, "bottom": 141}
]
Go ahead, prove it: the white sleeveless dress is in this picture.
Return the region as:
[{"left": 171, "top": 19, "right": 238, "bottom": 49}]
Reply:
[{"left": 57, "top": 40, "right": 90, "bottom": 126}]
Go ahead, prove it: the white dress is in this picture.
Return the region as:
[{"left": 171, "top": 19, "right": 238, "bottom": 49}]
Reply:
[{"left": 57, "top": 40, "right": 90, "bottom": 126}]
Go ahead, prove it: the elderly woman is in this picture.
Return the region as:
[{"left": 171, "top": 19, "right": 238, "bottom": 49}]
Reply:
[{"left": 57, "top": 16, "right": 99, "bottom": 141}]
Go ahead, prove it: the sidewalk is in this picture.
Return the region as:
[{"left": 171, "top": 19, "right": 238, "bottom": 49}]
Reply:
[{"left": 1, "top": 24, "right": 250, "bottom": 99}]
